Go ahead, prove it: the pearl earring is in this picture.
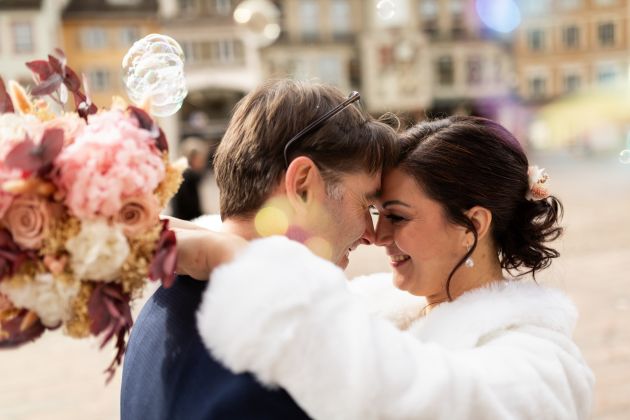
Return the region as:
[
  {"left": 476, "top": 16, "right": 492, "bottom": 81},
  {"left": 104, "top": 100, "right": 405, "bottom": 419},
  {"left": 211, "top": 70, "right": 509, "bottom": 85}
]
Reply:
[{"left": 465, "top": 244, "right": 474, "bottom": 268}]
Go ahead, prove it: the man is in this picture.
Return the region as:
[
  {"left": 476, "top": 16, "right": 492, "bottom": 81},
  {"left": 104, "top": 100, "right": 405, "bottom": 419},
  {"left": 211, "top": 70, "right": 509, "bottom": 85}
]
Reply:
[{"left": 121, "top": 79, "right": 398, "bottom": 419}]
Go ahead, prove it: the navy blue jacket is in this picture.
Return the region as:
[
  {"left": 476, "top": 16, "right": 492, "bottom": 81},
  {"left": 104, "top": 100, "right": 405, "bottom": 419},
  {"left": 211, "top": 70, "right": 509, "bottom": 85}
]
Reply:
[{"left": 121, "top": 275, "right": 311, "bottom": 420}]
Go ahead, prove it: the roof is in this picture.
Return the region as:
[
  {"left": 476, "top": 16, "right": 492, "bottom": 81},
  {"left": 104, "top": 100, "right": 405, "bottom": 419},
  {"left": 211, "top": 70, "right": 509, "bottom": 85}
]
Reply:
[{"left": 62, "top": 0, "right": 158, "bottom": 18}]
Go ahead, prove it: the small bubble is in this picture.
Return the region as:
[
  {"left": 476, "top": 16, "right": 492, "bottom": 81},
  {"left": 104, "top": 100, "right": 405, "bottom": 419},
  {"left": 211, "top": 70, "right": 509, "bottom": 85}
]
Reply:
[
  {"left": 619, "top": 149, "right": 630, "bottom": 164},
  {"left": 376, "top": 0, "right": 396, "bottom": 20}
]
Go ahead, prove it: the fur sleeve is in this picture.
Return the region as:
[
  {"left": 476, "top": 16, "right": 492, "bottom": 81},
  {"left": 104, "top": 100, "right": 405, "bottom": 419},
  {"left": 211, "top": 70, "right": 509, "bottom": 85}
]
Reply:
[{"left": 197, "top": 237, "right": 593, "bottom": 420}]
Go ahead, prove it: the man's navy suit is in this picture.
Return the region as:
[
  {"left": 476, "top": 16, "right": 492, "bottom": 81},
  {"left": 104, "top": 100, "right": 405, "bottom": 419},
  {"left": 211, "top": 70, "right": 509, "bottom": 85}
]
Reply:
[{"left": 121, "top": 275, "right": 311, "bottom": 420}]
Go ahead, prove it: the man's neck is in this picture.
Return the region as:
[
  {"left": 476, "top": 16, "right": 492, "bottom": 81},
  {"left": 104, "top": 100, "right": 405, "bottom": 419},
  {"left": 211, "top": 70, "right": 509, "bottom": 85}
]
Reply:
[{"left": 221, "top": 217, "right": 259, "bottom": 241}]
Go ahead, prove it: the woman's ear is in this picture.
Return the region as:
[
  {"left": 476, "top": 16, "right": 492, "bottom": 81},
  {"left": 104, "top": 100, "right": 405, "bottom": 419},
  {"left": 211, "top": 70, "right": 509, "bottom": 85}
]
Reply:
[
  {"left": 464, "top": 206, "right": 493, "bottom": 242},
  {"left": 284, "top": 156, "right": 325, "bottom": 212}
]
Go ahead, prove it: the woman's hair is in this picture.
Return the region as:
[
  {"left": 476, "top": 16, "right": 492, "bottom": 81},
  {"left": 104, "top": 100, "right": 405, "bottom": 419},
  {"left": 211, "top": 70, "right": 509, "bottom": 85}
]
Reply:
[{"left": 398, "top": 116, "right": 563, "bottom": 299}]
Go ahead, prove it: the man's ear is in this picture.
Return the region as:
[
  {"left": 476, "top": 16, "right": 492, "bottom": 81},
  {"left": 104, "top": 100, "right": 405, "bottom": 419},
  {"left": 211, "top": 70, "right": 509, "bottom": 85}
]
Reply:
[
  {"left": 284, "top": 156, "right": 325, "bottom": 212},
  {"left": 464, "top": 206, "right": 493, "bottom": 243}
]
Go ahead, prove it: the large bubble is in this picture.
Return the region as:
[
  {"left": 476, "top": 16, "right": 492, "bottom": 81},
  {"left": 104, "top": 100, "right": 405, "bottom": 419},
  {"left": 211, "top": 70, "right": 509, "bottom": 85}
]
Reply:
[{"left": 122, "top": 34, "right": 188, "bottom": 117}]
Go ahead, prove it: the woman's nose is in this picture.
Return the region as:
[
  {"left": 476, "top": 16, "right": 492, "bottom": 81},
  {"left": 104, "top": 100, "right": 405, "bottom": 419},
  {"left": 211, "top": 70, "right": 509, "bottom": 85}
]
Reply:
[{"left": 374, "top": 216, "right": 393, "bottom": 247}]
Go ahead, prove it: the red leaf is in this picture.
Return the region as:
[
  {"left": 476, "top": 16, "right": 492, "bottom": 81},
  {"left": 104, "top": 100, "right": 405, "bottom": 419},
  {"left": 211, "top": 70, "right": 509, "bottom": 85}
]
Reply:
[
  {"left": 0, "top": 309, "right": 46, "bottom": 348},
  {"left": 48, "top": 54, "right": 64, "bottom": 75},
  {"left": 148, "top": 220, "right": 177, "bottom": 288},
  {"left": 0, "top": 77, "right": 14, "bottom": 113},
  {"left": 31, "top": 73, "right": 63, "bottom": 96},
  {"left": 4, "top": 128, "right": 64, "bottom": 175},
  {"left": 0, "top": 229, "right": 36, "bottom": 281},
  {"left": 128, "top": 106, "right": 169, "bottom": 152},
  {"left": 63, "top": 66, "right": 81, "bottom": 92},
  {"left": 25, "top": 60, "right": 53, "bottom": 82}
]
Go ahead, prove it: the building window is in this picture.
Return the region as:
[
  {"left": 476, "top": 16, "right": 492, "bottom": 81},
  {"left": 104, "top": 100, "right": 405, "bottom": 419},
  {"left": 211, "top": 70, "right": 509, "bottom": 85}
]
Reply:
[
  {"left": 331, "top": 0, "right": 351, "bottom": 39},
  {"left": 563, "top": 74, "right": 580, "bottom": 93},
  {"left": 215, "top": 0, "right": 231, "bottom": 15},
  {"left": 299, "top": 0, "right": 319, "bottom": 41},
  {"left": 437, "top": 56, "right": 454, "bottom": 86},
  {"left": 597, "top": 63, "right": 618, "bottom": 84},
  {"left": 450, "top": 0, "right": 464, "bottom": 17},
  {"left": 420, "top": 0, "right": 438, "bottom": 17},
  {"left": 12, "top": 22, "right": 34, "bottom": 54},
  {"left": 80, "top": 27, "right": 108, "bottom": 50},
  {"left": 120, "top": 27, "right": 140, "bottom": 47},
  {"left": 528, "top": 76, "right": 546, "bottom": 98},
  {"left": 466, "top": 56, "right": 482, "bottom": 85},
  {"left": 318, "top": 57, "right": 343, "bottom": 86},
  {"left": 598, "top": 22, "right": 615, "bottom": 46},
  {"left": 527, "top": 29, "right": 545, "bottom": 51},
  {"left": 559, "top": 0, "right": 581, "bottom": 9},
  {"left": 562, "top": 25, "right": 579, "bottom": 49},
  {"left": 87, "top": 69, "right": 111, "bottom": 92},
  {"left": 179, "top": 0, "right": 197, "bottom": 14}
]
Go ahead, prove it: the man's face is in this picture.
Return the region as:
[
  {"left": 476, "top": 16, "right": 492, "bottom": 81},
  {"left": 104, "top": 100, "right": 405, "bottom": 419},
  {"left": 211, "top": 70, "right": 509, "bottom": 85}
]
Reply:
[{"left": 312, "top": 171, "right": 381, "bottom": 269}]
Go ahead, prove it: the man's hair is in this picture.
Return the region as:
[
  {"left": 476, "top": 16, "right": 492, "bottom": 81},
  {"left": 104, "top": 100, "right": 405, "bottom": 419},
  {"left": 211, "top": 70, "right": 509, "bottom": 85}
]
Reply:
[{"left": 214, "top": 79, "right": 398, "bottom": 219}]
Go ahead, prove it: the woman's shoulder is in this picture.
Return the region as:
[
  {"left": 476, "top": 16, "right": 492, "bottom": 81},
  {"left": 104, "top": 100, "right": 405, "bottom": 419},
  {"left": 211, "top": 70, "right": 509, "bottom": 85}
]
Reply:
[
  {"left": 348, "top": 273, "right": 426, "bottom": 330},
  {"left": 411, "top": 279, "right": 578, "bottom": 348}
]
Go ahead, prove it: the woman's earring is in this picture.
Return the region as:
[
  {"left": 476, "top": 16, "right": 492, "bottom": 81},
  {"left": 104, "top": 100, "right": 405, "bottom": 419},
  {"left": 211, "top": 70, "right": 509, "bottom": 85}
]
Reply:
[{"left": 465, "top": 244, "right": 474, "bottom": 268}]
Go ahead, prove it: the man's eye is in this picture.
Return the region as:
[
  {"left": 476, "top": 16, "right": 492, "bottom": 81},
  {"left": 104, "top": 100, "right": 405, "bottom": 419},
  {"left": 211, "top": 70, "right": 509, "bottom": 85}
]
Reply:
[{"left": 368, "top": 205, "right": 379, "bottom": 216}]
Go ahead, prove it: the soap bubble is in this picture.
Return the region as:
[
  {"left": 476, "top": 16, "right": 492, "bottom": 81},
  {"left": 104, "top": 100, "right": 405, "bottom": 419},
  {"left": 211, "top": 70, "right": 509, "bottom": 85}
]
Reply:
[
  {"left": 619, "top": 149, "right": 630, "bottom": 164},
  {"left": 233, "top": 0, "right": 281, "bottom": 47},
  {"left": 122, "top": 34, "right": 187, "bottom": 117},
  {"left": 376, "top": 0, "right": 396, "bottom": 20}
]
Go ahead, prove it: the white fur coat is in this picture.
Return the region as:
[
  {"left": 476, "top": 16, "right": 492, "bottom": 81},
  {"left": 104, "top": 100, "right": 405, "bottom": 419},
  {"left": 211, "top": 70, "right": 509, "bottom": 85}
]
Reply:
[{"left": 197, "top": 236, "right": 594, "bottom": 420}]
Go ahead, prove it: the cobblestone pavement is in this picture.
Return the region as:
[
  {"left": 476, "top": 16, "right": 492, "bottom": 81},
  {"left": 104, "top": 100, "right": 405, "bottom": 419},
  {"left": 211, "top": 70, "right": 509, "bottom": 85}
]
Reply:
[{"left": 0, "top": 153, "right": 628, "bottom": 419}]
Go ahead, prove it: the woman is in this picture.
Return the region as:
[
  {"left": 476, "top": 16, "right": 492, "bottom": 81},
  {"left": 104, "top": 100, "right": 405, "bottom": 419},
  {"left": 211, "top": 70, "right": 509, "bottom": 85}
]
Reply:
[{"left": 186, "top": 116, "right": 594, "bottom": 419}]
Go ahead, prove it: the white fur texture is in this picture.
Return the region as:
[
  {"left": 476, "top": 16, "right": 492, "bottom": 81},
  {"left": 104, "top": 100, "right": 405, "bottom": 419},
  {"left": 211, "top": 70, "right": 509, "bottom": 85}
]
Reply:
[{"left": 197, "top": 236, "right": 594, "bottom": 420}]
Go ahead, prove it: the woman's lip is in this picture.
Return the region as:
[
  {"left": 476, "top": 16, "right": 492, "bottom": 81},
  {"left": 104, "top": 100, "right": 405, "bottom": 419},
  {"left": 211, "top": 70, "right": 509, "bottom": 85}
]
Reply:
[{"left": 389, "top": 255, "right": 411, "bottom": 268}]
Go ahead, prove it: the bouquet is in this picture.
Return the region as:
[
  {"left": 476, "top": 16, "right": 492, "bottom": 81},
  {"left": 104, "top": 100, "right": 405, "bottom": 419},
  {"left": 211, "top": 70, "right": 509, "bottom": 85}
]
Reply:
[{"left": 0, "top": 50, "right": 184, "bottom": 380}]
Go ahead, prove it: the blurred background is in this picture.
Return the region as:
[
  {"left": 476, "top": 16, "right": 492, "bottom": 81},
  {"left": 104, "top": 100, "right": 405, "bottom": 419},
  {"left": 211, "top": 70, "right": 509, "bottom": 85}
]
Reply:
[{"left": 0, "top": 0, "right": 629, "bottom": 419}]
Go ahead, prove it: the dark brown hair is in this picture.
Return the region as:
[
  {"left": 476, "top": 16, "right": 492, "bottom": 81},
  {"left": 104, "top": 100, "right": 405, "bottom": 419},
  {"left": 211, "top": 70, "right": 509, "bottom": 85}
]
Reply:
[
  {"left": 398, "top": 116, "right": 563, "bottom": 299},
  {"left": 214, "top": 79, "right": 398, "bottom": 219}
]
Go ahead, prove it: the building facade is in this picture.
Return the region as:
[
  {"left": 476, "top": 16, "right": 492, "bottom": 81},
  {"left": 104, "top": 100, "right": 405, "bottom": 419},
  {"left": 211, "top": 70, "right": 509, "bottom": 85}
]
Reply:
[
  {"left": 61, "top": 0, "right": 160, "bottom": 108},
  {"left": 0, "top": 0, "right": 65, "bottom": 86}
]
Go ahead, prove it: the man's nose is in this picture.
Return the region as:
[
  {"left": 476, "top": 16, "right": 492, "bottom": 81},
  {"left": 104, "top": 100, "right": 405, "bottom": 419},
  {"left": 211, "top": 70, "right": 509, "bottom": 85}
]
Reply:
[
  {"left": 360, "top": 210, "right": 376, "bottom": 245},
  {"left": 374, "top": 216, "right": 393, "bottom": 247}
]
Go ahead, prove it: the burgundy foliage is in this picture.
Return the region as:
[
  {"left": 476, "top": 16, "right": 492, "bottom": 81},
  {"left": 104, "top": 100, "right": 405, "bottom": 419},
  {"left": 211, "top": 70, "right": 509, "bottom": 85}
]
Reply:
[
  {"left": 0, "top": 309, "right": 46, "bottom": 348},
  {"left": 87, "top": 283, "right": 133, "bottom": 383},
  {"left": 4, "top": 128, "right": 64, "bottom": 177},
  {"left": 127, "top": 106, "right": 169, "bottom": 152},
  {"left": 0, "top": 230, "right": 35, "bottom": 281},
  {"left": 148, "top": 219, "right": 177, "bottom": 288},
  {"left": 26, "top": 49, "right": 97, "bottom": 119}
]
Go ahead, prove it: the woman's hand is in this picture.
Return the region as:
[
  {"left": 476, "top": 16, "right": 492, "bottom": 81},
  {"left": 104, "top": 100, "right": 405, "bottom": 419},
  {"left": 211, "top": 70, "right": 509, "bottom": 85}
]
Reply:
[{"left": 174, "top": 228, "right": 247, "bottom": 280}]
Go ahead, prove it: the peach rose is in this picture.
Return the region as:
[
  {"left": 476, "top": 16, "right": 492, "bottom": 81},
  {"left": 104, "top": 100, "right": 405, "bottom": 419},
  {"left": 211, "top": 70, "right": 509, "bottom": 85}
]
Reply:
[
  {"left": 115, "top": 194, "right": 160, "bottom": 237},
  {"left": 3, "top": 195, "right": 54, "bottom": 249}
]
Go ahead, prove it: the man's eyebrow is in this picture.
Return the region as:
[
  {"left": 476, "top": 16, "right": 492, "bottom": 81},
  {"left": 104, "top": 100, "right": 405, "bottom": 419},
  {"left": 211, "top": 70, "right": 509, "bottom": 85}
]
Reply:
[
  {"left": 366, "top": 189, "right": 381, "bottom": 200},
  {"left": 382, "top": 200, "right": 411, "bottom": 208}
]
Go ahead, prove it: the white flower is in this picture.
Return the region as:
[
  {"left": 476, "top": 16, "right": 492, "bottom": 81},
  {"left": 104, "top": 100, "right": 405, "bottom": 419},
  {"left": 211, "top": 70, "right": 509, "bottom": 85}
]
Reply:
[
  {"left": 66, "top": 220, "right": 130, "bottom": 281},
  {"left": 0, "top": 273, "right": 80, "bottom": 327}
]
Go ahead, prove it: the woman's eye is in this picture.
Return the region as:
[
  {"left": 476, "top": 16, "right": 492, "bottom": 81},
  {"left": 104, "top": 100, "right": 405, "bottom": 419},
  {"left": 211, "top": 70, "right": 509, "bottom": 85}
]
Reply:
[
  {"left": 385, "top": 214, "right": 405, "bottom": 223},
  {"left": 368, "top": 205, "right": 379, "bottom": 216}
]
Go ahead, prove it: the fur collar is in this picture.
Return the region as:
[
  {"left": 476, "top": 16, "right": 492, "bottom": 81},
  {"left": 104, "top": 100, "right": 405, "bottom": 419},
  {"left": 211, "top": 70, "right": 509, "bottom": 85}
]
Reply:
[{"left": 410, "top": 280, "right": 578, "bottom": 349}]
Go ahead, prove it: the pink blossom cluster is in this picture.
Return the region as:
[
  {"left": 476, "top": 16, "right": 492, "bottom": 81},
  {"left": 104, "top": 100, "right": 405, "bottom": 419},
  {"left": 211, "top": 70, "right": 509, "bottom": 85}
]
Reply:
[{"left": 55, "top": 110, "right": 165, "bottom": 220}]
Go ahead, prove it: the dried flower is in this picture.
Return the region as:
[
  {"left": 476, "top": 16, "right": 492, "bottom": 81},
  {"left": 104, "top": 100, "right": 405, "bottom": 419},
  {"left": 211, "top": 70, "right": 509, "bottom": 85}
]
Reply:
[
  {"left": 3, "top": 195, "right": 57, "bottom": 250},
  {"left": 66, "top": 220, "right": 130, "bottom": 282},
  {"left": 115, "top": 194, "right": 160, "bottom": 238},
  {"left": 148, "top": 219, "right": 177, "bottom": 288}
]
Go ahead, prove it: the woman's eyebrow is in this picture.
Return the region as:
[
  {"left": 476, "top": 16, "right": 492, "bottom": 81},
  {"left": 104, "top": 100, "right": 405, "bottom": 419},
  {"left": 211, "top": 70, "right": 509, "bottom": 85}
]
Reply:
[{"left": 382, "top": 200, "right": 411, "bottom": 208}]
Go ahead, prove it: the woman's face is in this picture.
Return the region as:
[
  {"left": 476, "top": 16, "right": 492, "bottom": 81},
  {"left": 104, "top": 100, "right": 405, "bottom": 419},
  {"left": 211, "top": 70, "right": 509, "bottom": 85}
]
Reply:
[{"left": 375, "top": 168, "right": 467, "bottom": 299}]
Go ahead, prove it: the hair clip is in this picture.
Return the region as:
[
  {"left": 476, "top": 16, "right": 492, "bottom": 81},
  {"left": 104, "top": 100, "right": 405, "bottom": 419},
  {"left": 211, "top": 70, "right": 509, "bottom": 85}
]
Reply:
[{"left": 526, "top": 165, "right": 550, "bottom": 201}]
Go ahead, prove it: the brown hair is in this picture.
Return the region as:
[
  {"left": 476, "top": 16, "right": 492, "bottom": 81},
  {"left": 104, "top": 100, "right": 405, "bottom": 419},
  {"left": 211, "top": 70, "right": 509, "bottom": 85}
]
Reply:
[
  {"left": 214, "top": 79, "right": 398, "bottom": 219},
  {"left": 398, "top": 116, "right": 563, "bottom": 299}
]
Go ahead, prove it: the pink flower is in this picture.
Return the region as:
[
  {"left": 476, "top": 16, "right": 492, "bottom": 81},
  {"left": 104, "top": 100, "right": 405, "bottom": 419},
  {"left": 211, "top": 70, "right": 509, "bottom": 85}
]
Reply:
[
  {"left": 3, "top": 195, "right": 56, "bottom": 250},
  {"left": 43, "top": 113, "right": 86, "bottom": 146},
  {"left": 115, "top": 194, "right": 160, "bottom": 237},
  {"left": 54, "top": 110, "right": 166, "bottom": 219}
]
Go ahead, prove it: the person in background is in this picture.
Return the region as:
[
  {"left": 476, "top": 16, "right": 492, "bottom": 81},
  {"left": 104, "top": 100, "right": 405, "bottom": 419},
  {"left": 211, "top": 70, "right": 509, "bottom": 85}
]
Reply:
[{"left": 170, "top": 136, "right": 208, "bottom": 221}]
